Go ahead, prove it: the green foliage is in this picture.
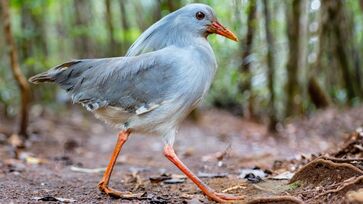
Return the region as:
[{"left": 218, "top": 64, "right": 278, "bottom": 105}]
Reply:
[
  {"left": 287, "top": 181, "right": 301, "bottom": 191},
  {"left": 1, "top": 0, "right": 362, "bottom": 120}
]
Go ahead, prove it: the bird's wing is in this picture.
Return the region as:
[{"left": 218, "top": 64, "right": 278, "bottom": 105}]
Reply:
[{"left": 33, "top": 48, "right": 179, "bottom": 114}]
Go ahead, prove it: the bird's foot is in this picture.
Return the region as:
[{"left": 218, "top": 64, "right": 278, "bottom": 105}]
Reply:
[
  {"left": 209, "top": 192, "right": 245, "bottom": 203},
  {"left": 98, "top": 181, "right": 143, "bottom": 199},
  {"left": 98, "top": 181, "right": 123, "bottom": 197}
]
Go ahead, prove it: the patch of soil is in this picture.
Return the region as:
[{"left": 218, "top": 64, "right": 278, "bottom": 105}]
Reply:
[
  {"left": 1, "top": 106, "right": 363, "bottom": 203},
  {"left": 314, "top": 176, "right": 363, "bottom": 203},
  {"left": 247, "top": 196, "right": 304, "bottom": 204},
  {"left": 285, "top": 131, "right": 363, "bottom": 203},
  {"left": 332, "top": 132, "right": 363, "bottom": 158},
  {"left": 290, "top": 159, "right": 363, "bottom": 186}
]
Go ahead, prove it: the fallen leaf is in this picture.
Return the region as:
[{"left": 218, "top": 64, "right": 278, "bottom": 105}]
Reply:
[
  {"left": 244, "top": 173, "right": 262, "bottom": 183},
  {"left": 197, "top": 172, "right": 228, "bottom": 178},
  {"left": 32, "top": 196, "right": 76, "bottom": 203},
  {"left": 18, "top": 152, "right": 48, "bottom": 165},
  {"left": 171, "top": 174, "right": 186, "bottom": 179},
  {"left": 25, "top": 156, "right": 45, "bottom": 165},
  {"left": 149, "top": 173, "right": 172, "bottom": 183},
  {"left": 239, "top": 168, "right": 266, "bottom": 179},
  {"left": 271, "top": 171, "right": 294, "bottom": 180},
  {"left": 163, "top": 178, "right": 186, "bottom": 184},
  {"left": 150, "top": 173, "right": 186, "bottom": 184},
  {"left": 70, "top": 166, "right": 105, "bottom": 173},
  {"left": 8, "top": 134, "right": 24, "bottom": 148}
]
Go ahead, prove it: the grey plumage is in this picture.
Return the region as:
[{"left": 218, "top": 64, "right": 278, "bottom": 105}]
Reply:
[
  {"left": 126, "top": 4, "right": 216, "bottom": 57},
  {"left": 32, "top": 52, "right": 175, "bottom": 113},
  {"left": 29, "top": 4, "right": 241, "bottom": 201},
  {"left": 29, "top": 4, "right": 222, "bottom": 144}
]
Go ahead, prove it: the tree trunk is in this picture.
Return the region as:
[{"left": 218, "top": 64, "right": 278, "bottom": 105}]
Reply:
[
  {"left": 30, "top": 8, "right": 48, "bottom": 57},
  {"left": 357, "top": 1, "right": 363, "bottom": 94},
  {"left": 308, "top": 77, "right": 330, "bottom": 108},
  {"left": 333, "top": 1, "right": 363, "bottom": 100},
  {"left": 154, "top": 0, "right": 162, "bottom": 22},
  {"left": 310, "top": 0, "right": 333, "bottom": 108},
  {"left": 1, "top": 0, "right": 31, "bottom": 138},
  {"left": 119, "top": 0, "right": 130, "bottom": 53},
  {"left": 263, "top": 0, "right": 277, "bottom": 132},
  {"left": 20, "top": 2, "right": 48, "bottom": 60},
  {"left": 154, "top": 0, "right": 181, "bottom": 21},
  {"left": 298, "top": 0, "right": 309, "bottom": 113},
  {"left": 105, "top": 0, "right": 117, "bottom": 56},
  {"left": 320, "top": 0, "right": 362, "bottom": 102},
  {"left": 20, "top": 6, "right": 32, "bottom": 61},
  {"left": 134, "top": 1, "right": 148, "bottom": 31},
  {"left": 239, "top": 0, "right": 257, "bottom": 119},
  {"left": 163, "top": 0, "right": 180, "bottom": 12},
  {"left": 285, "top": 0, "right": 303, "bottom": 116},
  {"left": 73, "top": 0, "right": 93, "bottom": 57}
]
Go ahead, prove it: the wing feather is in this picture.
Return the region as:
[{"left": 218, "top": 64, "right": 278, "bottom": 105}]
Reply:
[{"left": 30, "top": 48, "right": 179, "bottom": 114}]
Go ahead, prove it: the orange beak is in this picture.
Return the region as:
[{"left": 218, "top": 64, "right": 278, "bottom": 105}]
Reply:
[{"left": 207, "top": 21, "right": 238, "bottom": 42}]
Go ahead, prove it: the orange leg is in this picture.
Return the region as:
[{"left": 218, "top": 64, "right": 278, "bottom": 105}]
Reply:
[
  {"left": 98, "top": 130, "right": 131, "bottom": 197},
  {"left": 163, "top": 145, "right": 244, "bottom": 203}
]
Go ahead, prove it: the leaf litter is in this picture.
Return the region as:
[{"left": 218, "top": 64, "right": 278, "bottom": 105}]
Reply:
[{"left": 1, "top": 107, "right": 363, "bottom": 203}]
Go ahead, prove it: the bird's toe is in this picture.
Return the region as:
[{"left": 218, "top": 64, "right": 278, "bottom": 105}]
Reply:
[
  {"left": 213, "top": 192, "right": 245, "bottom": 202},
  {"left": 98, "top": 181, "right": 143, "bottom": 199}
]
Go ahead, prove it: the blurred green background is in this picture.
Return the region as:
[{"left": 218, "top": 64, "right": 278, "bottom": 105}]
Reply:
[{"left": 1, "top": 0, "right": 363, "bottom": 132}]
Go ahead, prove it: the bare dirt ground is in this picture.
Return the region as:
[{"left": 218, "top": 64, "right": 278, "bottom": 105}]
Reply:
[{"left": 1, "top": 106, "right": 363, "bottom": 203}]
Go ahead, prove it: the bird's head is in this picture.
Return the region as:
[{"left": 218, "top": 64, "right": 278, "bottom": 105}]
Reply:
[
  {"left": 175, "top": 4, "right": 238, "bottom": 42},
  {"left": 126, "top": 3, "right": 238, "bottom": 56}
]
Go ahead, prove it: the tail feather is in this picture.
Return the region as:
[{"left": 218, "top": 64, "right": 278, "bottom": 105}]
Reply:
[
  {"left": 28, "top": 72, "right": 55, "bottom": 84},
  {"left": 28, "top": 60, "right": 81, "bottom": 84}
]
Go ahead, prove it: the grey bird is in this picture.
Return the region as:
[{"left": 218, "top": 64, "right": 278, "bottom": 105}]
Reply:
[{"left": 29, "top": 3, "right": 241, "bottom": 202}]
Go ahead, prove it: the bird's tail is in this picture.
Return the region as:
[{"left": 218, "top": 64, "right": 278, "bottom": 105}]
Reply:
[
  {"left": 28, "top": 61, "right": 81, "bottom": 84},
  {"left": 28, "top": 71, "right": 55, "bottom": 84}
]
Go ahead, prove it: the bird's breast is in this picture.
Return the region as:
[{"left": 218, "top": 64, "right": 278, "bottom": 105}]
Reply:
[{"left": 171, "top": 45, "right": 217, "bottom": 111}]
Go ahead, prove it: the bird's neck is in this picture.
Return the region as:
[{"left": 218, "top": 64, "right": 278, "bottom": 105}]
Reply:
[{"left": 126, "top": 17, "right": 210, "bottom": 56}]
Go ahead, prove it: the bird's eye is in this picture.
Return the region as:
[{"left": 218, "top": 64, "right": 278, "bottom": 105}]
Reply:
[{"left": 195, "top": 11, "right": 205, "bottom": 20}]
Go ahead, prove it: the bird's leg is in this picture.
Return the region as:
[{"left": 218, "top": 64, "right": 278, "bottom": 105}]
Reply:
[
  {"left": 163, "top": 145, "right": 244, "bottom": 203},
  {"left": 98, "top": 130, "right": 131, "bottom": 198}
]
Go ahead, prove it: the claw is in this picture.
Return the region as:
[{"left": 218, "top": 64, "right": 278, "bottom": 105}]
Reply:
[
  {"left": 98, "top": 181, "right": 123, "bottom": 198},
  {"left": 98, "top": 181, "right": 143, "bottom": 199}
]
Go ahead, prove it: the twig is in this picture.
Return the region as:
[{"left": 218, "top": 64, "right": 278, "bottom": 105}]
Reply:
[
  {"left": 314, "top": 176, "right": 363, "bottom": 199},
  {"left": 70, "top": 166, "right": 105, "bottom": 173},
  {"left": 322, "top": 156, "right": 363, "bottom": 162},
  {"left": 222, "top": 184, "right": 246, "bottom": 193}
]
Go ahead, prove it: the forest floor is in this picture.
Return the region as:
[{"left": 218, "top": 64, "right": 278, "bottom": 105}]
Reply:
[{"left": 1, "top": 106, "right": 363, "bottom": 203}]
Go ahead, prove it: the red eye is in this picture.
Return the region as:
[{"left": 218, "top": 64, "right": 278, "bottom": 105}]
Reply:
[{"left": 195, "top": 11, "right": 205, "bottom": 20}]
